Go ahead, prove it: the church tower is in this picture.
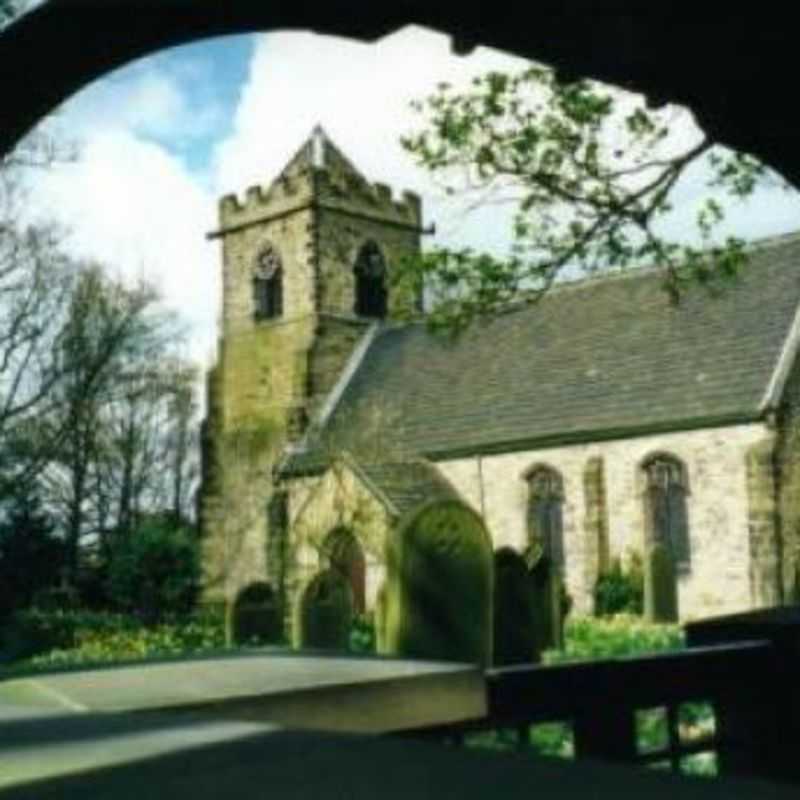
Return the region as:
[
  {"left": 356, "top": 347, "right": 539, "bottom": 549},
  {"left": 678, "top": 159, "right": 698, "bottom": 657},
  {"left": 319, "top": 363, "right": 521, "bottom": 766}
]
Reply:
[{"left": 199, "top": 126, "right": 424, "bottom": 610}]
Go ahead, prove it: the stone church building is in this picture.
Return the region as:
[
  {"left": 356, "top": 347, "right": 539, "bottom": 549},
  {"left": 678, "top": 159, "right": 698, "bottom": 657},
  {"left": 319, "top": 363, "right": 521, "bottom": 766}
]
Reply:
[{"left": 200, "top": 126, "right": 800, "bottom": 632}]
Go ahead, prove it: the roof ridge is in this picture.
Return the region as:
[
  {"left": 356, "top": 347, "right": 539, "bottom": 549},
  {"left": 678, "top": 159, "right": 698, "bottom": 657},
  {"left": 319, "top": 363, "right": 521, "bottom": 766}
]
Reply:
[
  {"left": 377, "top": 227, "right": 800, "bottom": 334},
  {"left": 498, "top": 227, "right": 800, "bottom": 301}
]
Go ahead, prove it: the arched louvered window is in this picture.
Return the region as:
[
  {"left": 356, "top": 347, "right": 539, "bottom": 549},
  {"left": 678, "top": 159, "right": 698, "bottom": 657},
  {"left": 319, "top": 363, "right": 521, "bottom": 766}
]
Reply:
[
  {"left": 253, "top": 243, "right": 283, "bottom": 320},
  {"left": 354, "top": 241, "right": 387, "bottom": 318},
  {"left": 643, "top": 454, "right": 690, "bottom": 572},
  {"left": 526, "top": 466, "right": 565, "bottom": 571}
]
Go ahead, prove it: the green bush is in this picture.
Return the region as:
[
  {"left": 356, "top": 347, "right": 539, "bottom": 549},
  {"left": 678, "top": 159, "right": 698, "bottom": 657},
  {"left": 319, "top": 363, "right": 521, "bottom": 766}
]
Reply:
[
  {"left": 4, "top": 608, "right": 226, "bottom": 670},
  {"left": 106, "top": 518, "right": 200, "bottom": 622},
  {"left": 0, "top": 484, "right": 66, "bottom": 618},
  {"left": 544, "top": 614, "right": 684, "bottom": 664},
  {"left": 593, "top": 554, "right": 644, "bottom": 617},
  {"left": 348, "top": 613, "right": 376, "bottom": 654}
]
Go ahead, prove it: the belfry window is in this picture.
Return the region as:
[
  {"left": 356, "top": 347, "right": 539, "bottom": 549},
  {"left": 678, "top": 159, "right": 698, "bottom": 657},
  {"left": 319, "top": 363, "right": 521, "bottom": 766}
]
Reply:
[
  {"left": 526, "top": 466, "right": 565, "bottom": 571},
  {"left": 354, "top": 241, "right": 387, "bottom": 318},
  {"left": 253, "top": 244, "right": 283, "bottom": 320},
  {"left": 643, "top": 454, "right": 690, "bottom": 572}
]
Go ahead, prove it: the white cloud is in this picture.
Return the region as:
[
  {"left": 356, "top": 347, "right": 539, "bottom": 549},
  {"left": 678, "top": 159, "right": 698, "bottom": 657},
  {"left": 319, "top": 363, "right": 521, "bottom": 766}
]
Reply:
[
  {"left": 61, "top": 63, "right": 224, "bottom": 146},
  {"left": 18, "top": 23, "right": 800, "bottom": 385},
  {"left": 211, "top": 26, "right": 532, "bottom": 254},
  {"left": 212, "top": 26, "right": 800, "bottom": 261},
  {"left": 29, "top": 127, "right": 219, "bottom": 367}
]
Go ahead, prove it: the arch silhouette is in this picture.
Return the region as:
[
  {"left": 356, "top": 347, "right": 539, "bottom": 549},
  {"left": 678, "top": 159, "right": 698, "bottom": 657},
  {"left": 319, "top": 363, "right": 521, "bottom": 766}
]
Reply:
[
  {"left": 230, "top": 581, "right": 282, "bottom": 644},
  {"left": 353, "top": 241, "right": 387, "bottom": 318},
  {"left": 3, "top": 4, "right": 798, "bottom": 194}
]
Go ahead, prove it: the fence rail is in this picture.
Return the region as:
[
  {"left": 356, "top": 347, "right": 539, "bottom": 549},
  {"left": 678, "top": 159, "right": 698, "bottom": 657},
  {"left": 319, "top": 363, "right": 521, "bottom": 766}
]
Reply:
[{"left": 400, "top": 607, "right": 800, "bottom": 785}]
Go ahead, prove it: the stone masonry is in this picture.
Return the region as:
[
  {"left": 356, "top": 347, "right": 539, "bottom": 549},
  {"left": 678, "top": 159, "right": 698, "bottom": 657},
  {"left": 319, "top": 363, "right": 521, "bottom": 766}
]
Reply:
[{"left": 199, "top": 127, "right": 422, "bottom": 609}]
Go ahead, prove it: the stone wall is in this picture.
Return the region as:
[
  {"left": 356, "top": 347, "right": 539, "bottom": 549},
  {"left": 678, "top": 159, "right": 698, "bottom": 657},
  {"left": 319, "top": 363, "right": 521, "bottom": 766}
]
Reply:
[
  {"left": 285, "top": 463, "right": 392, "bottom": 625},
  {"left": 201, "top": 170, "right": 318, "bottom": 605},
  {"left": 436, "top": 422, "right": 771, "bottom": 619},
  {"left": 582, "top": 455, "right": 609, "bottom": 610},
  {"left": 774, "top": 350, "right": 800, "bottom": 602},
  {"left": 315, "top": 206, "right": 421, "bottom": 319},
  {"left": 745, "top": 436, "right": 782, "bottom": 606},
  {"left": 200, "top": 140, "right": 422, "bottom": 607}
]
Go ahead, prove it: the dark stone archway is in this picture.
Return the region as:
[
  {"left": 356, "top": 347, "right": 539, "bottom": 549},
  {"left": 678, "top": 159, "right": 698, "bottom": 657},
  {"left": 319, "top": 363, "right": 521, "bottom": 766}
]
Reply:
[{"left": 2, "top": 4, "right": 800, "bottom": 188}]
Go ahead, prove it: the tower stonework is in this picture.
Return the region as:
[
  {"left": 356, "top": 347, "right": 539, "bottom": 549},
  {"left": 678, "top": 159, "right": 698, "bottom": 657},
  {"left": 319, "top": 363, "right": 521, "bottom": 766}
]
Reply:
[{"left": 199, "top": 127, "right": 423, "bottom": 611}]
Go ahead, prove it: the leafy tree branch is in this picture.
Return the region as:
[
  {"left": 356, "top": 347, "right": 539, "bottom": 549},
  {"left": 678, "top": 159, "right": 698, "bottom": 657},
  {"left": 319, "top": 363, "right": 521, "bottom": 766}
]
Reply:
[{"left": 398, "top": 67, "right": 777, "bottom": 330}]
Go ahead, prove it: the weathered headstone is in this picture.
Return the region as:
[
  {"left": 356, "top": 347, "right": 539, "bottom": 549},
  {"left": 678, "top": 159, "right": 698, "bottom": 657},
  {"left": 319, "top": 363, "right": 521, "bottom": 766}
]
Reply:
[
  {"left": 295, "top": 569, "right": 354, "bottom": 650},
  {"left": 381, "top": 500, "right": 493, "bottom": 665},
  {"left": 529, "top": 555, "right": 565, "bottom": 652},
  {"left": 230, "top": 581, "right": 282, "bottom": 645},
  {"left": 493, "top": 547, "right": 540, "bottom": 666},
  {"left": 644, "top": 542, "right": 678, "bottom": 622}
]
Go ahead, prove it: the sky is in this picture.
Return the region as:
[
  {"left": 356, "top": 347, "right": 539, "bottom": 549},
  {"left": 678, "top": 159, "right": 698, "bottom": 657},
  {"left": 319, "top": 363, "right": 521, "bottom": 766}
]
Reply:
[{"left": 20, "top": 24, "right": 800, "bottom": 370}]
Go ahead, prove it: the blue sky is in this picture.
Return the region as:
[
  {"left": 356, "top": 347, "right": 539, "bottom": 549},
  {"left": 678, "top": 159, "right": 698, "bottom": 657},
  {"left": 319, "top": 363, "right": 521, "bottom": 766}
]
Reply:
[{"left": 22, "top": 25, "right": 800, "bottom": 368}]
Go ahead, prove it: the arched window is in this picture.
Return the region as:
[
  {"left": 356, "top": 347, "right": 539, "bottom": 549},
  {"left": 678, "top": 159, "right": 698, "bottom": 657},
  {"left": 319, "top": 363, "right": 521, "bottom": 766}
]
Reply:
[
  {"left": 354, "top": 241, "right": 387, "bottom": 318},
  {"left": 322, "top": 527, "right": 366, "bottom": 613},
  {"left": 253, "top": 243, "right": 283, "bottom": 320},
  {"left": 525, "top": 466, "right": 565, "bottom": 571},
  {"left": 643, "top": 454, "right": 690, "bottom": 572}
]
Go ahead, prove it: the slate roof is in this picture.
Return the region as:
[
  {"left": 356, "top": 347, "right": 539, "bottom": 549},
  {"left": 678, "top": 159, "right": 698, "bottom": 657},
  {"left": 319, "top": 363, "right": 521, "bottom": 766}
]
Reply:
[
  {"left": 284, "top": 231, "right": 800, "bottom": 475},
  {"left": 352, "top": 460, "right": 463, "bottom": 517}
]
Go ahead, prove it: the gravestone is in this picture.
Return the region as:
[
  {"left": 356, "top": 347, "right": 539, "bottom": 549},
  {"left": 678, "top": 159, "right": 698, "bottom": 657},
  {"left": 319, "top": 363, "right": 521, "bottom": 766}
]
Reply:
[
  {"left": 381, "top": 500, "right": 493, "bottom": 665},
  {"left": 644, "top": 542, "right": 678, "bottom": 622},
  {"left": 493, "top": 547, "right": 540, "bottom": 665},
  {"left": 529, "top": 555, "right": 565, "bottom": 652},
  {"left": 295, "top": 569, "right": 353, "bottom": 650},
  {"left": 230, "top": 582, "right": 282, "bottom": 645}
]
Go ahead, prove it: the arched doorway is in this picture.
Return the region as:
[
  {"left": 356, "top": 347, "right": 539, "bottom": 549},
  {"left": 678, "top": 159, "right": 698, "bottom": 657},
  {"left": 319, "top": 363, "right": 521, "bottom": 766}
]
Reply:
[{"left": 322, "top": 526, "right": 366, "bottom": 613}]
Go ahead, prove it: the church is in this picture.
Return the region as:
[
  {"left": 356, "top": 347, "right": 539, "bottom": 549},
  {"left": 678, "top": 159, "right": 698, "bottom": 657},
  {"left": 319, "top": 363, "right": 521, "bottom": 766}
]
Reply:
[{"left": 199, "top": 126, "right": 800, "bottom": 640}]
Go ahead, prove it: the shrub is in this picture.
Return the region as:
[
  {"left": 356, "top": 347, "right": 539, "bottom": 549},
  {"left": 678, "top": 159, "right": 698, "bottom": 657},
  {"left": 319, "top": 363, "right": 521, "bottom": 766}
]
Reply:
[
  {"left": 348, "top": 613, "right": 376, "bottom": 654},
  {"left": 0, "top": 485, "right": 66, "bottom": 618},
  {"left": 544, "top": 614, "right": 684, "bottom": 664},
  {"left": 106, "top": 518, "right": 200, "bottom": 623},
  {"left": 6, "top": 608, "right": 226, "bottom": 670},
  {"left": 593, "top": 554, "right": 644, "bottom": 616}
]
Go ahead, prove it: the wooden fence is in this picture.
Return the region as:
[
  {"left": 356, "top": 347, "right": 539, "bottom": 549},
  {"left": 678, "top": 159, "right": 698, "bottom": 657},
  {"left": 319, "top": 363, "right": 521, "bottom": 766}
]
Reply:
[{"left": 400, "top": 607, "right": 800, "bottom": 785}]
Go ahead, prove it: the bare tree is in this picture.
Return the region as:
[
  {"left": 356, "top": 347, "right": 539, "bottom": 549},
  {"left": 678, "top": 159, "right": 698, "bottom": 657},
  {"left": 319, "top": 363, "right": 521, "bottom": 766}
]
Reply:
[{"left": 37, "top": 266, "right": 167, "bottom": 579}]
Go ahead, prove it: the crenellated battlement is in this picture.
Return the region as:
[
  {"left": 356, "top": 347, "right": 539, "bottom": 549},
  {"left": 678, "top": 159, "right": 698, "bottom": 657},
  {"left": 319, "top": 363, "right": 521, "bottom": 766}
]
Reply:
[
  {"left": 216, "top": 125, "right": 423, "bottom": 235},
  {"left": 219, "top": 165, "right": 315, "bottom": 229},
  {"left": 313, "top": 149, "right": 422, "bottom": 228}
]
